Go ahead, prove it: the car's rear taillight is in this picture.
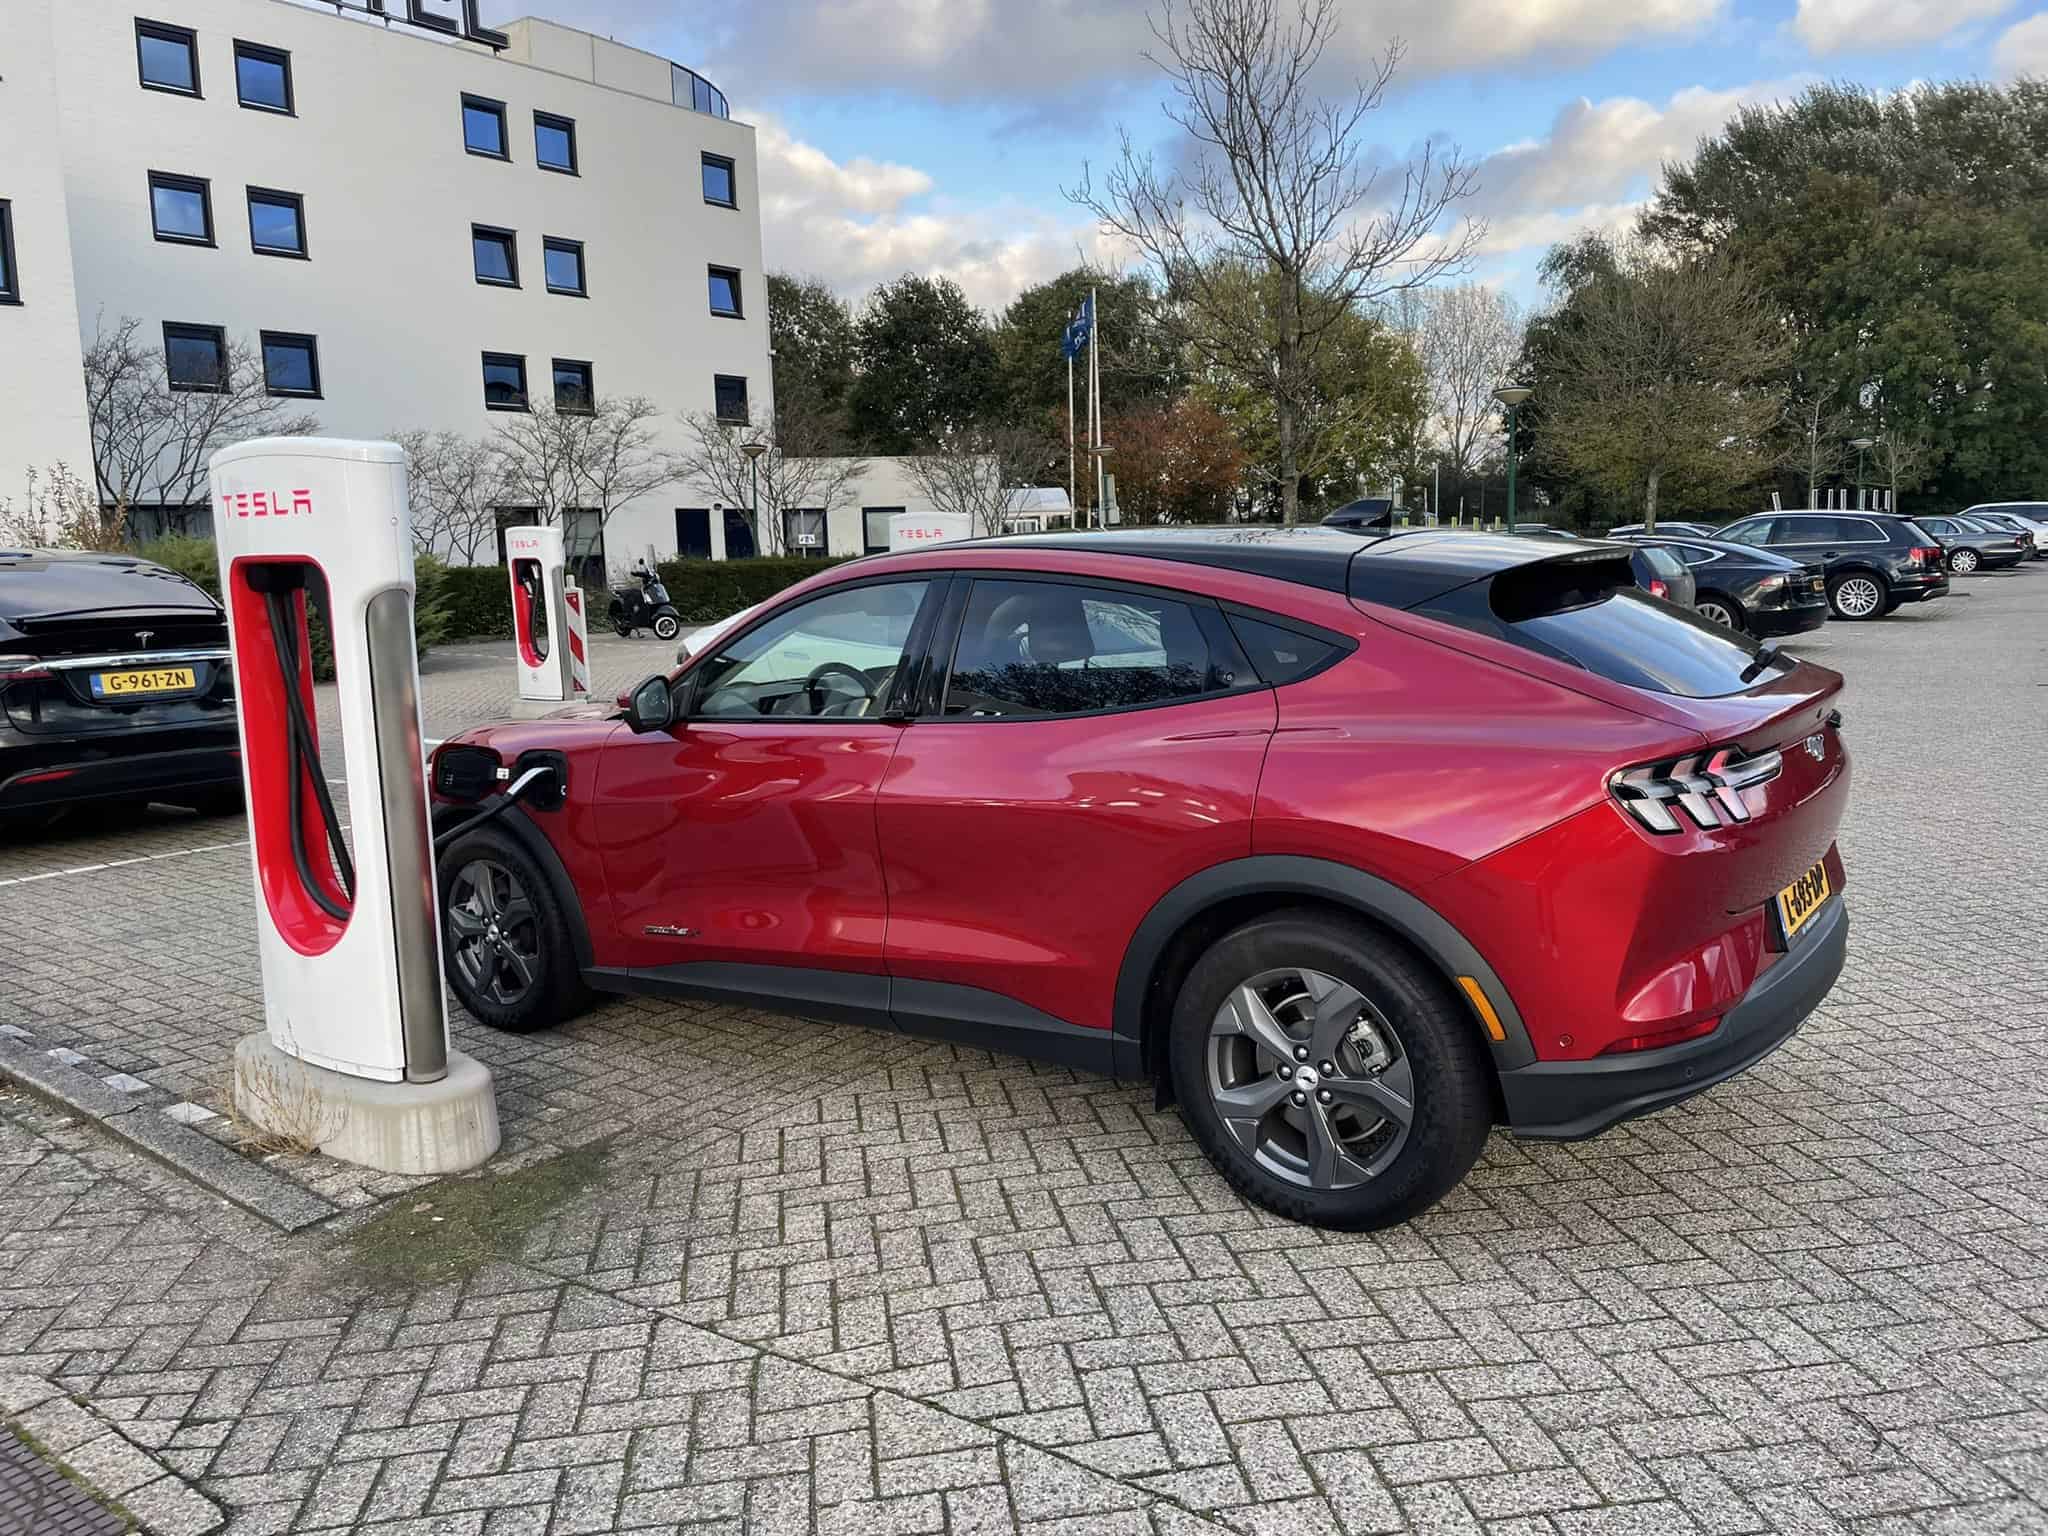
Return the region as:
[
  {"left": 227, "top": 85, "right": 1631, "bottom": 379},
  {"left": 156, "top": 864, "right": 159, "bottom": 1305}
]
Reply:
[
  {"left": 1600, "top": 1016, "right": 1720, "bottom": 1054},
  {"left": 0, "top": 655, "right": 52, "bottom": 680},
  {"left": 1911, "top": 546, "right": 1943, "bottom": 565},
  {"left": 1647, "top": 578, "right": 1668, "bottom": 598},
  {"left": 1610, "top": 746, "right": 1783, "bottom": 833}
]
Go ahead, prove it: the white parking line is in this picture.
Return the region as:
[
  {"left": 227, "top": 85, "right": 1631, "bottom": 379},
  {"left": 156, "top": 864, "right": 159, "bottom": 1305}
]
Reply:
[{"left": 0, "top": 836, "right": 250, "bottom": 888}]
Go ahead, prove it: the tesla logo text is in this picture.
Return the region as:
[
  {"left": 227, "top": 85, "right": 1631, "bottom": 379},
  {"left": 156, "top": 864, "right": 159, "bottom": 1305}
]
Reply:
[
  {"left": 1803, "top": 734, "right": 1825, "bottom": 761},
  {"left": 216, "top": 489, "right": 314, "bottom": 519}
]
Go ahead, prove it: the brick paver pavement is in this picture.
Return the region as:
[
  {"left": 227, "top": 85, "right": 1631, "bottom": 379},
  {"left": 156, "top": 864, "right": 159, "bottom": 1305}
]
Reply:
[{"left": 1, "top": 570, "right": 2045, "bottom": 1534}]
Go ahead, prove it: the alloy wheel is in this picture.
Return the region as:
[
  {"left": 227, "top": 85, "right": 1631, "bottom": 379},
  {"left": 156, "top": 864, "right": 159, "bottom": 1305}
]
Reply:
[
  {"left": 1695, "top": 599, "right": 1737, "bottom": 629},
  {"left": 446, "top": 858, "right": 542, "bottom": 1006},
  {"left": 1834, "top": 576, "right": 1881, "bottom": 618},
  {"left": 1206, "top": 967, "right": 1413, "bottom": 1191},
  {"left": 1952, "top": 548, "right": 1979, "bottom": 574}
]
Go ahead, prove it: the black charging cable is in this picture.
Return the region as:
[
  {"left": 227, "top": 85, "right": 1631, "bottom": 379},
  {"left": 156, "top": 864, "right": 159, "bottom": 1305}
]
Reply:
[
  {"left": 520, "top": 567, "right": 549, "bottom": 659},
  {"left": 251, "top": 570, "right": 355, "bottom": 920}
]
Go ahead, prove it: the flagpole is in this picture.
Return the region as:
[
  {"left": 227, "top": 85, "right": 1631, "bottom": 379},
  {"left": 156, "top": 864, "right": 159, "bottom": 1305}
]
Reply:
[
  {"left": 1089, "top": 285, "right": 1101, "bottom": 528},
  {"left": 1067, "top": 351, "right": 1076, "bottom": 529}
]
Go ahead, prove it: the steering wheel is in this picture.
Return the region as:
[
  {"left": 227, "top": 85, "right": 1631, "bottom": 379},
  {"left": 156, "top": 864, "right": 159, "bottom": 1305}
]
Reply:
[{"left": 804, "top": 661, "right": 876, "bottom": 716}]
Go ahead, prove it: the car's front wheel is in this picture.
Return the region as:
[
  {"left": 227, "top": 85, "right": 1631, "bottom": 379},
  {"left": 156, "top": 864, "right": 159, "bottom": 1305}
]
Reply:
[
  {"left": 1169, "top": 910, "right": 1493, "bottom": 1230},
  {"left": 1827, "top": 570, "right": 1888, "bottom": 620},
  {"left": 438, "top": 824, "right": 586, "bottom": 1033}
]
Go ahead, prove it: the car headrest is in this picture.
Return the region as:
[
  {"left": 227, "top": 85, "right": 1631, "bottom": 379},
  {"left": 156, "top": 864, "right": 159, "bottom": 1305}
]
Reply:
[{"left": 982, "top": 590, "right": 1095, "bottom": 666}]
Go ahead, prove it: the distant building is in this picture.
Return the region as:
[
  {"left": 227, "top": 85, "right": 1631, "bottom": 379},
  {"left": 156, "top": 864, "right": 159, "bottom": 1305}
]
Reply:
[{"left": 3, "top": 0, "right": 772, "bottom": 567}]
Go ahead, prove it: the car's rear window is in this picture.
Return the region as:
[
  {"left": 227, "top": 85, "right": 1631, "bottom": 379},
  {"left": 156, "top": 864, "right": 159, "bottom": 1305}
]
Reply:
[
  {"left": 1638, "top": 545, "right": 1687, "bottom": 580},
  {"left": 1419, "top": 560, "right": 1783, "bottom": 698}
]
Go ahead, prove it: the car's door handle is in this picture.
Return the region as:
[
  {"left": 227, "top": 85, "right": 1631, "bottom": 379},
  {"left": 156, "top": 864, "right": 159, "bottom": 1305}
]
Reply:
[{"left": 1823, "top": 550, "right": 1838, "bottom": 557}]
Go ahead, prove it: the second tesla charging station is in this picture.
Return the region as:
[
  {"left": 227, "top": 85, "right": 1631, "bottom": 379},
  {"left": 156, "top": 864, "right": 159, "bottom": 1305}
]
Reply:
[
  {"left": 505, "top": 524, "right": 587, "bottom": 703},
  {"left": 211, "top": 437, "right": 498, "bottom": 1174}
]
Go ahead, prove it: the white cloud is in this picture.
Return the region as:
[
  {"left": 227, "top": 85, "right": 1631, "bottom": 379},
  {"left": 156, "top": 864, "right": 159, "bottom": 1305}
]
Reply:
[
  {"left": 1791, "top": 0, "right": 2014, "bottom": 56},
  {"left": 503, "top": 0, "right": 1726, "bottom": 100},
  {"left": 1994, "top": 12, "right": 2048, "bottom": 75},
  {"left": 751, "top": 114, "right": 1115, "bottom": 310}
]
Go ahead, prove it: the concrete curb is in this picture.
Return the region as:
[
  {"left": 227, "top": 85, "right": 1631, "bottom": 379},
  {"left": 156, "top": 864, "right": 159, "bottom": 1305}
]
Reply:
[
  {"left": 0, "top": 1373, "right": 224, "bottom": 1535},
  {"left": 0, "top": 1037, "right": 339, "bottom": 1232}
]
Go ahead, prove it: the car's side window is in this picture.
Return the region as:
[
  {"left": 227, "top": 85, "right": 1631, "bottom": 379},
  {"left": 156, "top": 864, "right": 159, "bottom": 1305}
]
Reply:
[
  {"left": 1671, "top": 544, "right": 1717, "bottom": 567},
  {"left": 687, "top": 580, "right": 930, "bottom": 720},
  {"left": 1774, "top": 518, "right": 1826, "bottom": 543},
  {"left": 940, "top": 578, "right": 1235, "bottom": 719},
  {"left": 1721, "top": 519, "right": 1772, "bottom": 546}
]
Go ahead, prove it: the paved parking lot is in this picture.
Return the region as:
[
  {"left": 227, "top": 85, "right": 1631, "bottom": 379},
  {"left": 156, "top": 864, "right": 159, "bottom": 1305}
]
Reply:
[{"left": 2, "top": 570, "right": 2046, "bottom": 1535}]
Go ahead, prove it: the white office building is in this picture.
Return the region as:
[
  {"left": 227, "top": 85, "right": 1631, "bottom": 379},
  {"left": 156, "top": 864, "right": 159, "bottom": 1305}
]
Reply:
[{"left": 1, "top": 0, "right": 798, "bottom": 572}]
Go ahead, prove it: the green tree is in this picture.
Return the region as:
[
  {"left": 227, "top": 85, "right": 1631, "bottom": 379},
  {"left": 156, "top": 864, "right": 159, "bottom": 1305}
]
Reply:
[
  {"left": 847, "top": 274, "right": 1000, "bottom": 453},
  {"left": 1643, "top": 80, "right": 2048, "bottom": 508},
  {"left": 1192, "top": 272, "right": 1427, "bottom": 518},
  {"left": 766, "top": 272, "right": 857, "bottom": 447},
  {"left": 993, "top": 269, "right": 1180, "bottom": 420}
]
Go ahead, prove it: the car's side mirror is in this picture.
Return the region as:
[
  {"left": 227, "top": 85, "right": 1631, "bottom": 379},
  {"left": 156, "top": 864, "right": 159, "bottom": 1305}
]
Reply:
[{"left": 623, "top": 675, "right": 674, "bottom": 734}]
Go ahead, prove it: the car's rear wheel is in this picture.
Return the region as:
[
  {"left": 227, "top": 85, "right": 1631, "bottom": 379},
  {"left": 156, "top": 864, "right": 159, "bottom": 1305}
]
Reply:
[
  {"left": 1169, "top": 910, "right": 1492, "bottom": 1230},
  {"left": 1694, "top": 594, "right": 1743, "bottom": 631},
  {"left": 1827, "top": 571, "right": 1887, "bottom": 620},
  {"left": 1950, "top": 547, "right": 1980, "bottom": 574},
  {"left": 438, "top": 825, "right": 586, "bottom": 1033}
]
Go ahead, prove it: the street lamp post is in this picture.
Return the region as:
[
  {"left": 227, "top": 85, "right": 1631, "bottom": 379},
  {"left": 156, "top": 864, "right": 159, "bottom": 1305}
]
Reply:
[
  {"left": 1493, "top": 384, "right": 1534, "bottom": 531},
  {"left": 1849, "top": 436, "right": 1875, "bottom": 511},
  {"left": 741, "top": 437, "right": 769, "bottom": 553}
]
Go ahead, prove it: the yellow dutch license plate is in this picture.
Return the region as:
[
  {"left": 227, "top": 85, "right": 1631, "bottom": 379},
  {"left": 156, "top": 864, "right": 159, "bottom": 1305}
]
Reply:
[
  {"left": 90, "top": 666, "right": 196, "bottom": 699},
  {"left": 1776, "top": 860, "right": 1831, "bottom": 940}
]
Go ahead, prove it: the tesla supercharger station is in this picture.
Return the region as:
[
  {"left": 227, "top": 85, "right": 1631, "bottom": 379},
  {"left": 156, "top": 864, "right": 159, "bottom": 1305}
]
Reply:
[
  {"left": 889, "top": 511, "right": 972, "bottom": 551},
  {"left": 211, "top": 438, "right": 499, "bottom": 1174},
  {"left": 504, "top": 524, "right": 588, "bottom": 703}
]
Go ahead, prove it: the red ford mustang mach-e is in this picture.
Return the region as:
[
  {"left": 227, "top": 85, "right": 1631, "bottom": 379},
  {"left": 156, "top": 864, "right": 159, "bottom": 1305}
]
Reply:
[{"left": 430, "top": 528, "right": 1850, "bottom": 1228}]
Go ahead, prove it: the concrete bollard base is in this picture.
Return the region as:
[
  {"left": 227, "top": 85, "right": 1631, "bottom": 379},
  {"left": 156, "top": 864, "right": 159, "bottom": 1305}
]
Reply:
[{"left": 232, "top": 1034, "right": 500, "bottom": 1175}]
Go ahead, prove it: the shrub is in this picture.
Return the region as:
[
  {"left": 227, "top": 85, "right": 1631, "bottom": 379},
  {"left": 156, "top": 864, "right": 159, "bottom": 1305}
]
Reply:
[{"left": 653, "top": 557, "right": 848, "bottom": 623}]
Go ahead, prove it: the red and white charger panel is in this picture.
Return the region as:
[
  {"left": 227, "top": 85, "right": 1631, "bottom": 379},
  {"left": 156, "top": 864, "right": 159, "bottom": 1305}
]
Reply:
[{"left": 503, "top": 525, "right": 586, "bottom": 702}]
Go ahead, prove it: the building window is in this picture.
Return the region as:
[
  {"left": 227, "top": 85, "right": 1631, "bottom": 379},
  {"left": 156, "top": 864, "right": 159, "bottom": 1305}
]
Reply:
[
  {"left": 163, "top": 323, "right": 227, "bottom": 392},
  {"left": 863, "top": 507, "right": 905, "bottom": 554},
  {"left": 260, "top": 331, "right": 320, "bottom": 398},
  {"left": 462, "top": 94, "right": 508, "bottom": 159},
  {"left": 702, "top": 154, "right": 736, "bottom": 208},
  {"left": 149, "top": 172, "right": 214, "bottom": 246},
  {"left": 552, "top": 359, "right": 594, "bottom": 414},
  {"left": 534, "top": 112, "right": 577, "bottom": 174},
  {"left": 563, "top": 509, "right": 605, "bottom": 590},
  {"left": 234, "top": 41, "right": 292, "bottom": 112},
  {"left": 708, "top": 266, "right": 742, "bottom": 318},
  {"left": 247, "top": 188, "right": 306, "bottom": 257},
  {"left": 713, "top": 375, "right": 749, "bottom": 425},
  {"left": 482, "top": 352, "right": 528, "bottom": 411},
  {"left": 472, "top": 225, "right": 518, "bottom": 287},
  {"left": 782, "top": 508, "right": 827, "bottom": 558},
  {"left": 542, "top": 237, "right": 586, "bottom": 296},
  {"left": 675, "top": 509, "right": 711, "bottom": 558},
  {"left": 722, "top": 506, "right": 757, "bottom": 559},
  {"left": 0, "top": 203, "right": 17, "bottom": 304},
  {"left": 136, "top": 19, "right": 199, "bottom": 96}
]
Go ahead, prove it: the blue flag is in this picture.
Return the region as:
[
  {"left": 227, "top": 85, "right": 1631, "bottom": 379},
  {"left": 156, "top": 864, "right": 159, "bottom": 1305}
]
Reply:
[{"left": 1060, "top": 294, "right": 1094, "bottom": 360}]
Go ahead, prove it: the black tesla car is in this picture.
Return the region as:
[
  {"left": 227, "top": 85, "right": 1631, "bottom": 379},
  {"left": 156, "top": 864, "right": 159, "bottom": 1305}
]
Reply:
[
  {"left": 0, "top": 548, "right": 240, "bottom": 819},
  {"left": 1613, "top": 533, "right": 1830, "bottom": 636}
]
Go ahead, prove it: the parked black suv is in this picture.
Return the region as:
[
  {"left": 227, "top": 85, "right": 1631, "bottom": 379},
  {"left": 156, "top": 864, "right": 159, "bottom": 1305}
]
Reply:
[
  {"left": 1613, "top": 533, "right": 1829, "bottom": 637},
  {"left": 0, "top": 549, "right": 240, "bottom": 818},
  {"left": 1715, "top": 511, "right": 1948, "bottom": 620}
]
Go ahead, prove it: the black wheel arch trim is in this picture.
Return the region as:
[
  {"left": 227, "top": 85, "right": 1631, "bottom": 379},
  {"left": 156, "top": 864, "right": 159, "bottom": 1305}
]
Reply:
[
  {"left": 1110, "top": 855, "right": 1536, "bottom": 1083},
  {"left": 431, "top": 802, "right": 594, "bottom": 970}
]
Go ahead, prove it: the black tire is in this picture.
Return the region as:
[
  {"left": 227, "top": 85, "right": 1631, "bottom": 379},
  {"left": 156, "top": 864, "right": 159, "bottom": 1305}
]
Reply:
[
  {"left": 1949, "top": 548, "right": 1979, "bottom": 575},
  {"left": 437, "top": 824, "right": 588, "bottom": 1033},
  {"left": 651, "top": 612, "right": 682, "bottom": 641},
  {"left": 1826, "top": 569, "right": 1888, "bottom": 621},
  {"left": 1168, "top": 908, "right": 1493, "bottom": 1230},
  {"left": 612, "top": 620, "right": 634, "bottom": 638}
]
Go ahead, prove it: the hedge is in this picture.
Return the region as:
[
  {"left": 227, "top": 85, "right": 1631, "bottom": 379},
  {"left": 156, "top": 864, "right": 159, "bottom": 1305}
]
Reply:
[
  {"left": 651, "top": 557, "right": 848, "bottom": 625},
  {"left": 135, "top": 536, "right": 453, "bottom": 680}
]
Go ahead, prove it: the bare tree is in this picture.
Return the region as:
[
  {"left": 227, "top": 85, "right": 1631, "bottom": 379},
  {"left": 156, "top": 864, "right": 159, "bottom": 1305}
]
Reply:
[
  {"left": 491, "top": 396, "right": 669, "bottom": 575},
  {"left": 1070, "top": 0, "right": 1479, "bottom": 523},
  {"left": 1782, "top": 389, "right": 1854, "bottom": 505},
  {"left": 391, "top": 429, "right": 503, "bottom": 562},
  {"left": 1873, "top": 429, "right": 1933, "bottom": 500},
  {"left": 1414, "top": 284, "right": 1521, "bottom": 478},
  {"left": 1538, "top": 236, "right": 1790, "bottom": 529},
  {"left": 900, "top": 419, "right": 1064, "bottom": 537},
  {"left": 669, "top": 407, "right": 866, "bottom": 556},
  {"left": 82, "top": 316, "right": 318, "bottom": 516}
]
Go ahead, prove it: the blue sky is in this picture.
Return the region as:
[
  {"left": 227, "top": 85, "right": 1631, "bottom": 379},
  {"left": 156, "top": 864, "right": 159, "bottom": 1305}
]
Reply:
[{"left": 497, "top": 0, "right": 2048, "bottom": 311}]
